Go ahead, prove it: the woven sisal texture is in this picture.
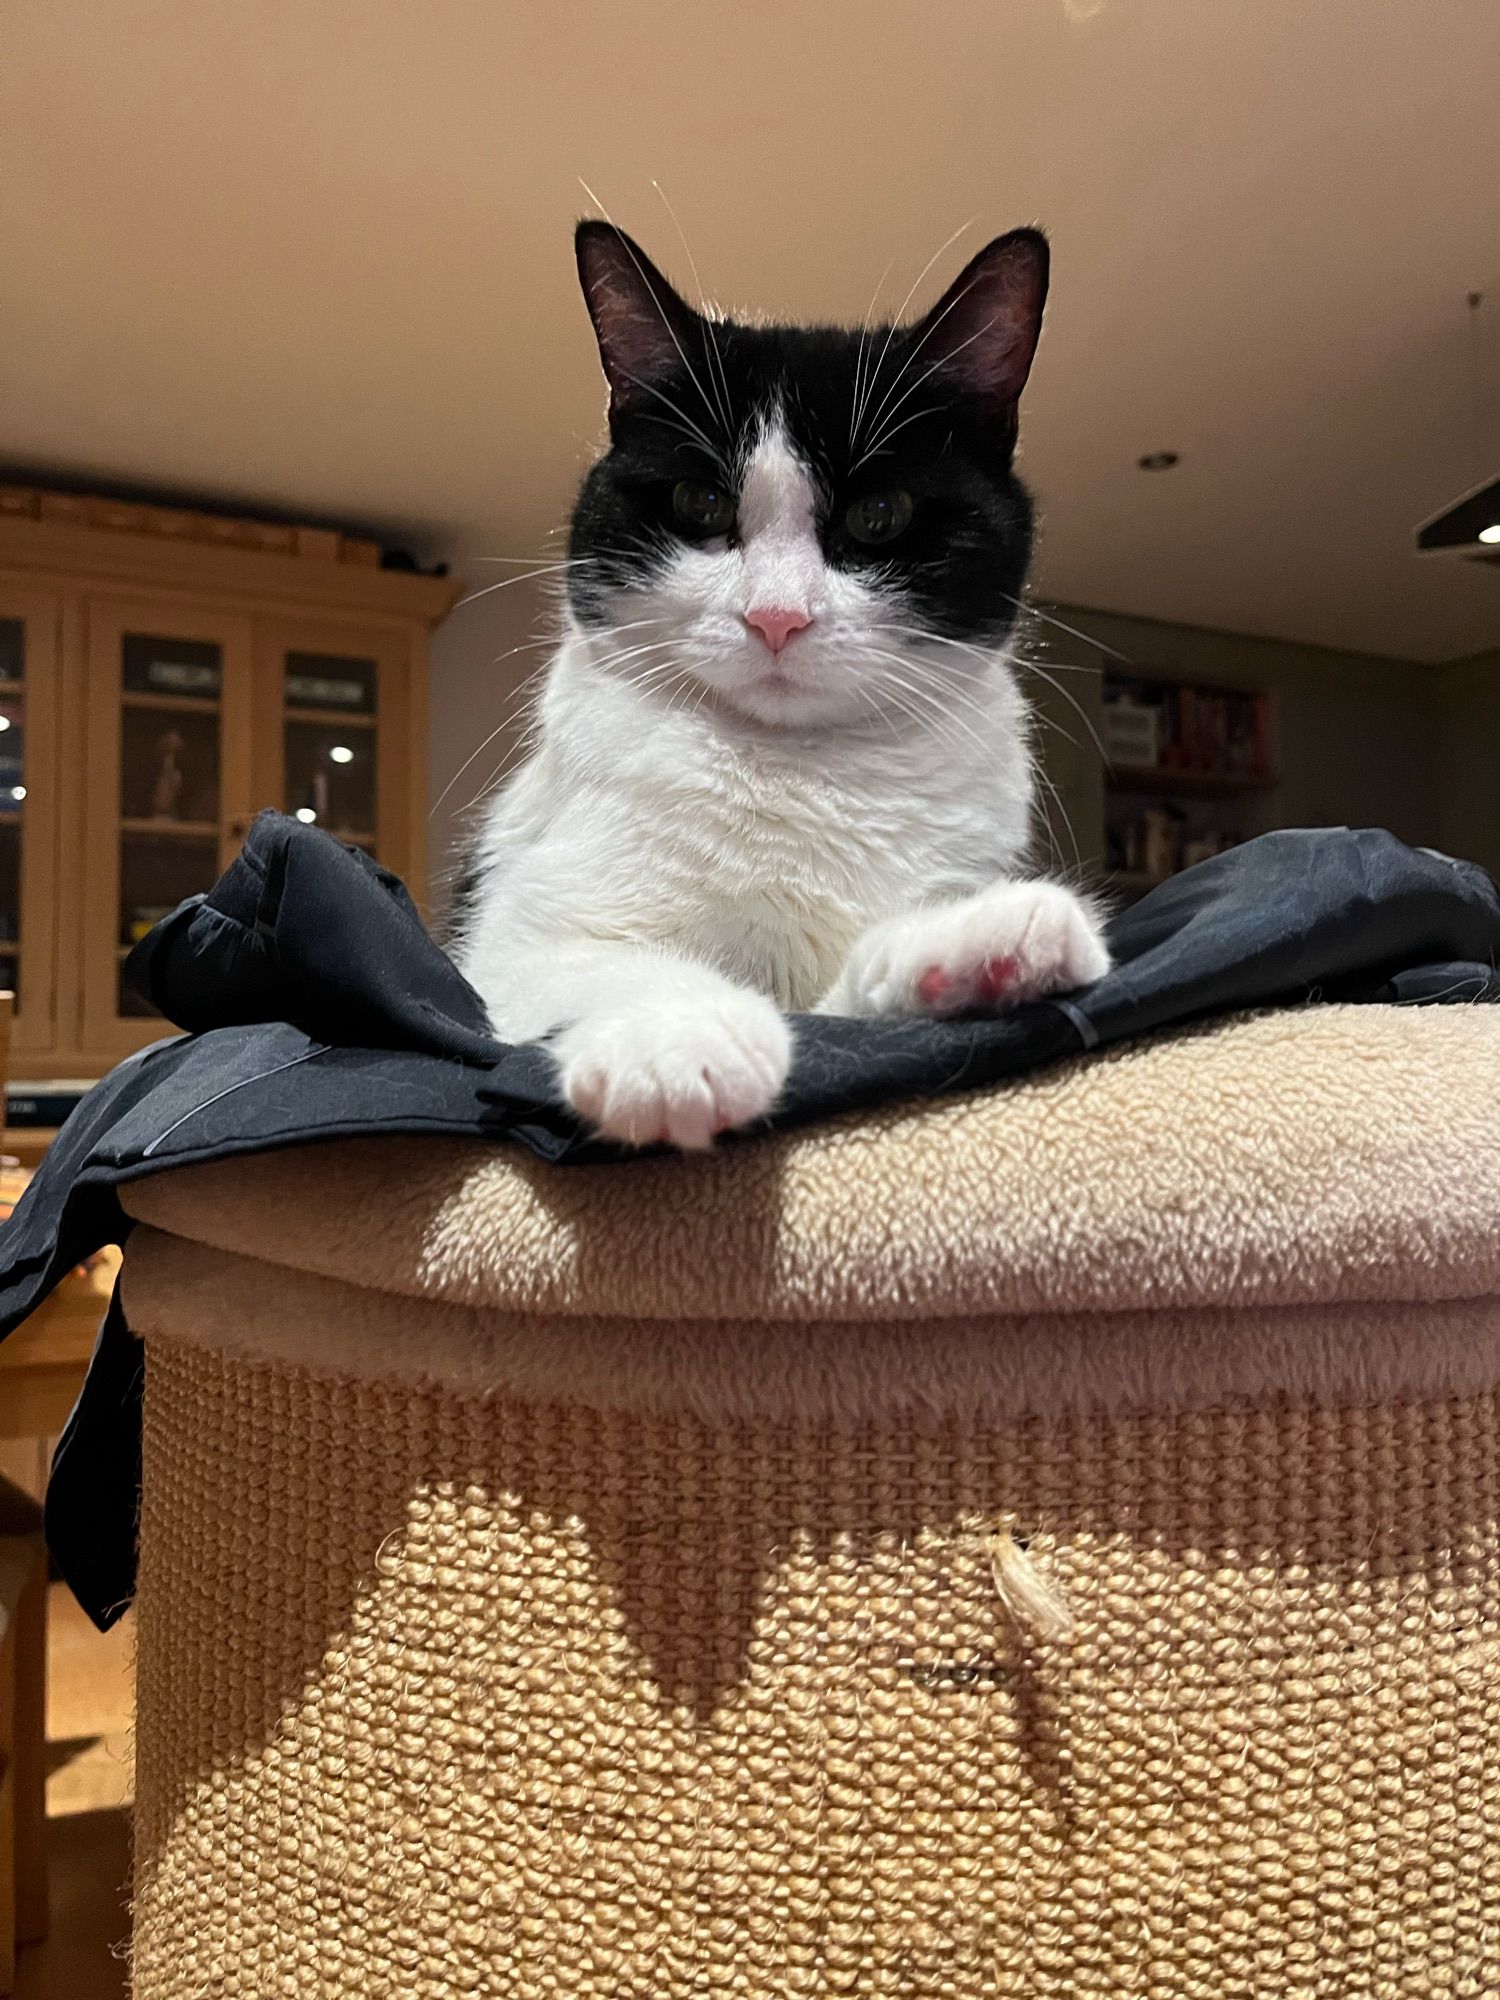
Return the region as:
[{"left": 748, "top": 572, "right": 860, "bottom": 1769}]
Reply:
[{"left": 134, "top": 1336, "right": 1500, "bottom": 1999}]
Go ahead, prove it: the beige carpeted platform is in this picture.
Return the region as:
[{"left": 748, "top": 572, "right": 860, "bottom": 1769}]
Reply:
[{"left": 118, "top": 1006, "right": 1500, "bottom": 1996}]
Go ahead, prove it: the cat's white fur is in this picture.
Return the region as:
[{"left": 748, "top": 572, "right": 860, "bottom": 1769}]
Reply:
[{"left": 457, "top": 420, "right": 1109, "bottom": 1147}]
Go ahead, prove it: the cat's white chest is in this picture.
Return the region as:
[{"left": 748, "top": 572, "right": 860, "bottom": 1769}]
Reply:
[
  {"left": 462, "top": 643, "right": 1032, "bottom": 1021},
  {"left": 643, "top": 757, "right": 923, "bottom": 1006}
]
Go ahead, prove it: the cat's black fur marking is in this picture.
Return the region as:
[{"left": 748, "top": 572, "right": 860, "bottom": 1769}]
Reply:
[
  {"left": 442, "top": 848, "right": 483, "bottom": 946},
  {"left": 568, "top": 222, "right": 1047, "bottom": 648}
]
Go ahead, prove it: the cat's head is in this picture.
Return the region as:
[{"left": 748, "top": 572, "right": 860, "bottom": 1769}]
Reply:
[{"left": 565, "top": 222, "right": 1047, "bottom": 731}]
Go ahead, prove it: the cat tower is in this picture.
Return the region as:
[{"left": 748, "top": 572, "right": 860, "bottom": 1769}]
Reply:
[{"left": 118, "top": 1004, "right": 1500, "bottom": 1997}]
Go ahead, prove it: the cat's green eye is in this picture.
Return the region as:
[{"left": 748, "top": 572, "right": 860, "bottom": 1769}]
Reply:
[
  {"left": 845, "top": 489, "right": 915, "bottom": 546},
  {"left": 673, "top": 480, "right": 736, "bottom": 536}
]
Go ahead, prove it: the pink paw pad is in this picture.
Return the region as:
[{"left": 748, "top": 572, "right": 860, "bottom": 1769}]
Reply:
[
  {"left": 976, "top": 955, "right": 1020, "bottom": 1003},
  {"left": 917, "top": 965, "right": 953, "bottom": 1008}
]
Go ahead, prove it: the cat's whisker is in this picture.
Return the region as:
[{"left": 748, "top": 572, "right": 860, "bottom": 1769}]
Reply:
[
  {"left": 460, "top": 641, "right": 688, "bottom": 818},
  {"left": 871, "top": 655, "right": 1006, "bottom": 731},
  {"left": 857, "top": 270, "right": 986, "bottom": 450},
  {"left": 454, "top": 564, "right": 584, "bottom": 611},
  {"left": 428, "top": 637, "right": 573, "bottom": 818},
  {"left": 870, "top": 641, "right": 1013, "bottom": 719},
  {"left": 586, "top": 637, "right": 682, "bottom": 681},
  {"left": 612, "top": 649, "right": 697, "bottom": 696},
  {"left": 1005, "top": 597, "right": 1136, "bottom": 665},
  {"left": 858, "top": 310, "right": 999, "bottom": 464},
  {"left": 651, "top": 179, "right": 736, "bottom": 445},
  {"left": 472, "top": 553, "right": 602, "bottom": 566},
  {"left": 638, "top": 410, "right": 734, "bottom": 485},
  {"left": 438, "top": 703, "right": 540, "bottom": 824},
  {"left": 1030, "top": 765, "right": 1061, "bottom": 861},
  {"left": 848, "top": 663, "right": 943, "bottom": 755},
  {"left": 887, "top": 630, "right": 1109, "bottom": 768},
  {"left": 626, "top": 379, "right": 734, "bottom": 481},
  {"left": 848, "top": 402, "right": 946, "bottom": 469},
  {"left": 853, "top": 217, "right": 977, "bottom": 450},
  {"left": 885, "top": 624, "right": 1101, "bottom": 677},
  {"left": 862, "top": 650, "right": 1067, "bottom": 781},
  {"left": 1016, "top": 660, "right": 1110, "bottom": 765},
  {"left": 1012, "top": 653, "right": 1102, "bottom": 675},
  {"left": 436, "top": 620, "right": 679, "bottom": 820},
  {"left": 1031, "top": 762, "right": 1085, "bottom": 880},
  {"left": 622, "top": 670, "right": 700, "bottom": 717},
  {"left": 594, "top": 634, "right": 682, "bottom": 664},
  {"left": 470, "top": 557, "right": 580, "bottom": 573},
  {"left": 579, "top": 177, "right": 728, "bottom": 450},
  {"left": 858, "top": 650, "right": 1001, "bottom": 764},
  {"left": 850, "top": 677, "right": 912, "bottom": 755},
  {"left": 903, "top": 608, "right": 1121, "bottom": 764},
  {"left": 870, "top": 682, "right": 941, "bottom": 753},
  {"left": 849, "top": 257, "right": 896, "bottom": 455}
]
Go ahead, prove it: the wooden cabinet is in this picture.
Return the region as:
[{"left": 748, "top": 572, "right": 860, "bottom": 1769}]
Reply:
[
  {"left": 0, "top": 590, "right": 63, "bottom": 1066},
  {"left": 0, "top": 503, "right": 458, "bottom": 1079}
]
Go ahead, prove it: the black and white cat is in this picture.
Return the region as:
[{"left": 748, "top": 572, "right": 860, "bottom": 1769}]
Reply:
[{"left": 452, "top": 222, "right": 1109, "bottom": 1148}]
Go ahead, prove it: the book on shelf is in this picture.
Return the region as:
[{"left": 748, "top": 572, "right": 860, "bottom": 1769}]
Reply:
[{"left": 1104, "top": 676, "right": 1272, "bottom": 782}]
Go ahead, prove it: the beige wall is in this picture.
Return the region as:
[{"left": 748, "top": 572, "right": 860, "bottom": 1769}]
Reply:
[
  {"left": 429, "top": 591, "right": 1482, "bottom": 914},
  {"left": 428, "top": 569, "right": 551, "bottom": 918}
]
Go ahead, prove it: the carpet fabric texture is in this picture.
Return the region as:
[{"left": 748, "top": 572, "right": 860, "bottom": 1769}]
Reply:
[{"left": 121, "top": 1007, "right": 1500, "bottom": 1997}]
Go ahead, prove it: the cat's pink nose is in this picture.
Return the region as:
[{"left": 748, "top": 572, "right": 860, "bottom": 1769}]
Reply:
[{"left": 744, "top": 606, "right": 813, "bottom": 655}]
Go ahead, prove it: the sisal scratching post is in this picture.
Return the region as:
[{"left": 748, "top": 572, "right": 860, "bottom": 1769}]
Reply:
[{"left": 121, "top": 1007, "right": 1500, "bottom": 1997}]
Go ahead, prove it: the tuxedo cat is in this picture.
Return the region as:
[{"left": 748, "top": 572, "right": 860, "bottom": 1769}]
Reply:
[{"left": 452, "top": 222, "right": 1109, "bottom": 1147}]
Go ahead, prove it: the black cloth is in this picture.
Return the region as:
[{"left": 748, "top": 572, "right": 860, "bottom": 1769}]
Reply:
[{"left": 4, "top": 811, "right": 1497, "bottom": 1628}]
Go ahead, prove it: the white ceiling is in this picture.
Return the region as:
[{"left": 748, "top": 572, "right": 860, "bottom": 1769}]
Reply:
[{"left": 3, "top": 0, "right": 1499, "bottom": 662}]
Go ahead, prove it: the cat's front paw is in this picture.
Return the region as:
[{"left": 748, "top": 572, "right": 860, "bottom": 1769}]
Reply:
[
  {"left": 554, "top": 987, "right": 793, "bottom": 1149},
  {"left": 826, "top": 880, "right": 1111, "bottom": 1018}
]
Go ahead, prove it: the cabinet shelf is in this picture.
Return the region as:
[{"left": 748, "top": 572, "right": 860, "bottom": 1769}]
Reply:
[
  {"left": 0, "top": 680, "right": 23, "bottom": 698},
  {"left": 284, "top": 706, "right": 377, "bottom": 730},
  {"left": 120, "top": 817, "right": 219, "bottom": 840},
  {"left": 1107, "top": 764, "right": 1277, "bottom": 800},
  {"left": 122, "top": 690, "right": 220, "bottom": 715}
]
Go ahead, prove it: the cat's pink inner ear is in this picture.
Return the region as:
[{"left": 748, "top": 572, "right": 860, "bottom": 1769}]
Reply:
[
  {"left": 917, "top": 228, "right": 1050, "bottom": 415},
  {"left": 575, "top": 222, "right": 697, "bottom": 406}
]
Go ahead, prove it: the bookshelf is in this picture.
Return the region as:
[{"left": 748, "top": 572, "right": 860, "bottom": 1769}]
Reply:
[{"left": 1102, "top": 673, "right": 1278, "bottom": 898}]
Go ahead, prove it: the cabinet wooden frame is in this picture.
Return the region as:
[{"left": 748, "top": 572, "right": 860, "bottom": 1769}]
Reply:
[{"left": 0, "top": 512, "right": 458, "bottom": 1079}]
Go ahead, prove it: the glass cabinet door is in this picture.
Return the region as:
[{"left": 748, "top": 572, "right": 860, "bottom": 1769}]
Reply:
[
  {"left": 283, "top": 649, "right": 380, "bottom": 850},
  {"left": 254, "top": 620, "right": 414, "bottom": 885},
  {"left": 0, "top": 587, "right": 62, "bottom": 1055},
  {"left": 82, "top": 601, "right": 253, "bottom": 1055}
]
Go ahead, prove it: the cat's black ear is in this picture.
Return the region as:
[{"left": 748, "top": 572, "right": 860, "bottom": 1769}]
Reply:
[
  {"left": 575, "top": 221, "right": 700, "bottom": 413},
  {"left": 912, "top": 228, "right": 1049, "bottom": 424}
]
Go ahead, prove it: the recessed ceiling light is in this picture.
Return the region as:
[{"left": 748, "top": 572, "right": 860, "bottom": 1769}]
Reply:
[
  {"left": 1479, "top": 523, "right": 1500, "bottom": 545},
  {"left": 1137, "top": 451, "right": 1180, "bottom": 471},
  {"left": 294, "top": 806, "right": 317, "bottom": 824},
  {"left": 328, "top": 744, "right": 355, "bottom": 764}
]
